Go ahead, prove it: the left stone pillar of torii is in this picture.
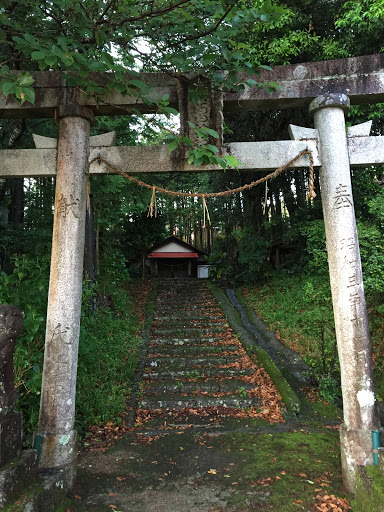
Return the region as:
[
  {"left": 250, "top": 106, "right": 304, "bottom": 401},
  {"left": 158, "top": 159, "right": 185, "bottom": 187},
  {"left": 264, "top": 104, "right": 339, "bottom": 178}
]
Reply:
[{"left": 34, "top": 105, "right": 94, "bottom": 488}]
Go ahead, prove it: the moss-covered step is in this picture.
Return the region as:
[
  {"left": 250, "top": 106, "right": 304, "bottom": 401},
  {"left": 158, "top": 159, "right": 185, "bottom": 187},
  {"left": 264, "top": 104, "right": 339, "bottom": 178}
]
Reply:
[
  {"left": 138, "top": 395, "right": 262, "bottom": 410},
  {"left": 142, "top": 367, "right": 255, "bottom": 380},
  {"left": 154, "top": 314, "right": 224, "bottom": 321},
  {"left": 144, "top": 354, "right": 240, "bottom": 369},
  {"left": 149, "top": 336, "right": 223, "bottom": 345},
  {"left": 152, "top": 320, "right": 228, "bottom": 329},
  {"left": 143, "top": 379, "right": 256, "bottom": 395},
  {"left": 152, "top": 326, "right": 225, "bottom": 336},
  {"left": 147, "top": 344, "right": 240, "bottom": 357}
]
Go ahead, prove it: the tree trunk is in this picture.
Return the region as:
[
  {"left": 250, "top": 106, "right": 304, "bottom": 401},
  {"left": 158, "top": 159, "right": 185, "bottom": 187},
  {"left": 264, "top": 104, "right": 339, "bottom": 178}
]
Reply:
[
  {"left": 84, "top": 194, "right": 96, "bottom": 282},
  {"left": 8, "top": 178, "right": 24, "bottom": 224}
]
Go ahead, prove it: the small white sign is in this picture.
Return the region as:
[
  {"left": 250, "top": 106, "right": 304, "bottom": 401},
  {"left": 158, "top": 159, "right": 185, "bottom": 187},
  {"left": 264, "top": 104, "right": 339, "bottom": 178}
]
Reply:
[{"left": 197, "top": 265, "right": 209, "bottom": 278}]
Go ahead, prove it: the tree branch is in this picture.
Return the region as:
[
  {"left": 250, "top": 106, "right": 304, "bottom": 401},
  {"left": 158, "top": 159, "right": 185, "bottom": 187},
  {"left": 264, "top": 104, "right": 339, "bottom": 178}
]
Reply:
[
  {"left": 167, "top": 2, "right": 237, "bottom": 48},
  {"left": 102, "top": 0, "right": 193, "bottom": 27}
]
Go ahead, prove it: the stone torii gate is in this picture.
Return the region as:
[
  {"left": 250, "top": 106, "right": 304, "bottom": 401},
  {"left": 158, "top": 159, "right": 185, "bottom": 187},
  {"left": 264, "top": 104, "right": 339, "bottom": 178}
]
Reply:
[{"left": 1, "top": 53, "right": 384, "bottom": 493}]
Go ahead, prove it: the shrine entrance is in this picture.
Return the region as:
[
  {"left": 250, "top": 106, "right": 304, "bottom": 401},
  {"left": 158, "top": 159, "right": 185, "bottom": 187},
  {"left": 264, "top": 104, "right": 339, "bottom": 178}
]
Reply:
[{"left": 1, "top": 53, "right": 384, "bottom": 495}]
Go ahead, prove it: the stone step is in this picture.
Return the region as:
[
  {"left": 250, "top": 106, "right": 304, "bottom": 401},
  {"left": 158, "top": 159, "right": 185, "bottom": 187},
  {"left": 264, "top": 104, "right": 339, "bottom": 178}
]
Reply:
[
  {"left": 154, "top": 314, "right": 224, "bottom": 321},
  {"left": 138, "top": 395, "right": 262, "bottom": 410},
  {"left": 156, "top": 302, "right": 219, "bottom": 309},
  {"left": 153, "top": 317, "right": 227, "bottom": 325},
  {"left": 152, "top": 322, "right": 228, "bottom": 330},
  {"left": 155, "top": 297, "right": 216, "bottom": 304},
  {"left": 144, "top": 354, "right": 240, "bottom": 369},
  {"left": 154, "top": 303, "right": 218, "bottom": 310},
  {"left": 157, "top": 287, "right": 209, "bottom": 292},
  {"left": 152, "top": 327, "right": 225, "bottom": 336},
  {"left": 157, "top": 282, "right": 206, "bottom": 285},
  {"left": 143, "top": 380, "right": 255, "bottom": 395},
  {"left": 147, "top": 344, "right": 240, "bottom": 357},
  {"left": 149, "top": 337, "right": 223, "bottom": 345},
  {"left": 143, "top": 368, "right": 255, "bottom": 380}
]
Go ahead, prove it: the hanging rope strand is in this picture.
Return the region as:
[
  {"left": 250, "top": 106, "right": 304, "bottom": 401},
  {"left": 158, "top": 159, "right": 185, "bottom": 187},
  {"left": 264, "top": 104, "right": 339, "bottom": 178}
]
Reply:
[
  {"left": 147, "top": 186, "right": 157, "bottom": 217},
  {"left": 307, "top": 151, "right": 316, "bottom": 199},
  {"left": 263, "top": 180, "right": 268, "bottom": 215}
]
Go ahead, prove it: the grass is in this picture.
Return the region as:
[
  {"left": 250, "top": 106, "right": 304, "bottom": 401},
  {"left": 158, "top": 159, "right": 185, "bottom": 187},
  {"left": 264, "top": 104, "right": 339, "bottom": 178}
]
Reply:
[
  {"left": 217, "top": 430, "right": 350, "bottom": 511},
  {"left": 243, "top": 272, "right": 334, "bottom": 359}
]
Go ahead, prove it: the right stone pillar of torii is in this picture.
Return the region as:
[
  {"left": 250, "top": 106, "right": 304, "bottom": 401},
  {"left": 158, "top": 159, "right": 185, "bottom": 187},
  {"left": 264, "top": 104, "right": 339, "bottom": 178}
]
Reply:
[{"left": 308, "top": 93, "right": 380, "bottom": 492}]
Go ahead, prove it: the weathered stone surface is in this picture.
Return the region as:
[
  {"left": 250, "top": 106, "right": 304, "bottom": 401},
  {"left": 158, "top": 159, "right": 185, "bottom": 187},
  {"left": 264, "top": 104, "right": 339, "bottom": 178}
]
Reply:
[
  {"left": 177, "top": 77, "right": 223, "bottom": 150},
  {"left": 143, "top": 368, "right": 255, "bottom": 380},
  {"left": 134, "top": 280, "right": 268, "bottom": 419},
  {"left": 0, "top": 306, "right": 24, "bottom": 409},
  {"left": 0, "top": 305, "right": 24, "bottom": 467},
  {"left": 0, "top": 450, "right": 37, "bottom": 507},
  {"left": 139, "top": 396, "right": 262, "bottom": 410},
  {"left": 33, "top": 131, "right": 116, "bottom": 148},
  {"left": 1, "top": 54, "right": 384, "bottom": 118},
  {"left": 0, "top": 140, "right": 318, "bottom": 177},
  {"left": 355, "top": 463, "right": 384, "bottom": 512},
  {"left": 226, "top": 53, "right": 384, "bottom": 111},
  {"left": 0, "top": 412, "right": 22, "bottom": 468},
  {"left": 347, "top": 121, "right": 372, "bottom": 137}
]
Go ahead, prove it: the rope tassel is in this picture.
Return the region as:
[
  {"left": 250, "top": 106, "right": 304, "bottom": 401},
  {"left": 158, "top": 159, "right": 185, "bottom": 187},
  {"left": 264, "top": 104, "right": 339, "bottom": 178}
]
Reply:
[
  {"left": 202, "top": 195, "right": 211, "bottom": 228},
  {"left": 307, "top": 151, "right": 317, "bottom": 200},
  {"left": 263, "top": 180, "right": 268, "bottom": 215},
  {"left": 147, "top": 186, "right": 157, "bottom": 218}
]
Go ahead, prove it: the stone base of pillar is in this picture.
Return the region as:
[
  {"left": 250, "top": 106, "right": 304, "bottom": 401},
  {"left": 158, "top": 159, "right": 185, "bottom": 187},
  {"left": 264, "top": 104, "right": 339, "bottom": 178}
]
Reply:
[
  {"left": 39, "top": 463, "right": 77, "bottom": 494},
  {"left": 34, "top": 429, "right": 77, "bottom": 490},
  {"left": 340, "top": 424, "right": 374, "bottom": 492}
]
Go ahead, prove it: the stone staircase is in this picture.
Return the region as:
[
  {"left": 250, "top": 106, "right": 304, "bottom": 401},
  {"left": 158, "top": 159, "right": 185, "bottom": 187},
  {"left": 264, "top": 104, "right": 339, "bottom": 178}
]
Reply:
[{"left": 135, "top": 279, "right": 273, "bottom": 420}]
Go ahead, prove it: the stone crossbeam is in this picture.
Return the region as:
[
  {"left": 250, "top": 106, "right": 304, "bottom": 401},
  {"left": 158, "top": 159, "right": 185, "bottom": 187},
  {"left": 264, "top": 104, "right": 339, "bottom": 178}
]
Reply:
[
  {"left": 0, "top": 141, "right": 316, "bottom": 177},
  {"left": 2, "top": 135, "right": 384, "bottom": 177},
  {"left": 1, "top": 54, "right": 384, "bottom": 119}
]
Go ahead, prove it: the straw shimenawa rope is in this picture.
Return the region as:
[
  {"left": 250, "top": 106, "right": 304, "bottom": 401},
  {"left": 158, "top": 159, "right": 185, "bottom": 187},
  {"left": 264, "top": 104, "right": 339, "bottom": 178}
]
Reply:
[{"left": 88, "top": 149, "right": 315, "bottom": 219}]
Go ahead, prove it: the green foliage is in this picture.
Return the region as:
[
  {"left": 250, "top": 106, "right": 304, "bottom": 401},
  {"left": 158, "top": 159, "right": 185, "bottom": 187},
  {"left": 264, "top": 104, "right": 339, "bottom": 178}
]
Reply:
[
  {"left": 299, "top": 219, "right": 384, "bottom": 293},
  {"left": 237, "top": 228, "right": 270, "bottom": 281},
  {"left": 209, "top": 227, "right": 270, "bottom": 285},
  {"left": 299, "top": 220, "right": 327, "bottom": 270},
  {"left": 368, "top": 190, "right": 384, "bottom": 230},
  {"left": 0, "top": 255, "right": 49, "bottom": 432},
  {"left": 0, "top": 251, "right": 142, "bottom": 435},
  {"left": 357, "top": 222, "right": 384, "bottom": 293},
  {"left": 76, "top": 281, "right": 141, "bottom": 432}
]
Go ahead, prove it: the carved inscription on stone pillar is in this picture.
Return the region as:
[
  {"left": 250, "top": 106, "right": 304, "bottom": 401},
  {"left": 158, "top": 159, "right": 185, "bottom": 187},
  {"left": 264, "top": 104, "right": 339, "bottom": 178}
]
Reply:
[{"left": 177, "top": 76, "right": 223, "bottom": 152}]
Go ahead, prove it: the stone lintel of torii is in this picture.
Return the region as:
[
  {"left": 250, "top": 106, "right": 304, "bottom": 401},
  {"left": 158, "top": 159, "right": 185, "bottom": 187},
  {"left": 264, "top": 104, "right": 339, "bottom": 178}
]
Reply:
[
  {"left": 1, "top": 54, "right": 384, "bottom": 494},
  {"left": 1, "top": 53, "right": 384, "bottom": 119}
]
